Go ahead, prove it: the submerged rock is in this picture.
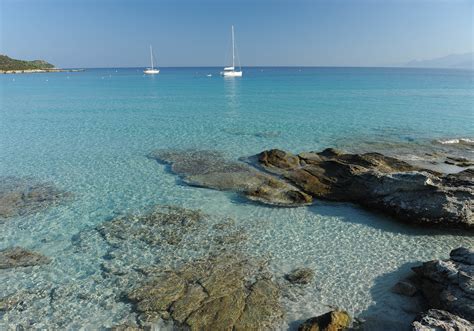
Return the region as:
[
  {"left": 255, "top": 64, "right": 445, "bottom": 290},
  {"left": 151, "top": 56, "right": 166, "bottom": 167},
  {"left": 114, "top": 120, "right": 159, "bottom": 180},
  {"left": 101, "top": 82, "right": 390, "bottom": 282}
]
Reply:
[
  {"left": 256, "top": 149, "right": 473, "bottom": 227},
  {"left": 127, "top": 253, "right": 284, "bottom": 330},
  {"left": 0, "top": 247, "right": 51, "bottom": 269},
  {"left": 285, "top": 267, "right": 315, "bottom": 285},
  {"left": 412, "top": 247, "right": 474, "bottom": 321},
  {"left": 97, "top": 205, "right": 204, "bottom": 248},
  {"left": 94, "top": 204, "right": 254, "bottom": 281},
  {"left": 107, "top": 324, "right": 143, "bottom": 331},
  {"left": 412, "top": 309, "right": 473, "bottom": 331},
  {"left": 298, "top": 310, "right": 351, "bottom": 331},
  {"left": 0, "top": 176, "right": 69, "bottom": 219},
  {"left": 149, "top": 149, "right": 312, "bottom": 206}
]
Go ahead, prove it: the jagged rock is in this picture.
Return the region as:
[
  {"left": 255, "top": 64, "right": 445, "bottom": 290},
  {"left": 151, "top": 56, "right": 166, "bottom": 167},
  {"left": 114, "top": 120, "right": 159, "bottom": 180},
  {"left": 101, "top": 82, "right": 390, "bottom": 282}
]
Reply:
[
  {"left": 298, "top": 310, "right": 351, "bottom": 331},
  {"left": 127, "top": 253, "right": 284, "bottom": 330},
  {"left": 0, "top": 176, "right": 69, "bottom": 219},
  {"left": 149, "top": 150, "right": 312, "bottom": 206},
  {"left": 0, "top": 247, "right": 51, "bottom": 269},
  {"left": 391, "top": 280, "right": 418, "bottom": 297},
  {"left": 412, "top": 309, "right": 473, "bottom": 331},
  {"left": 412, "top": 247, "right": 474, "bottom": 321},
  {"left": 285, "top": 268, "right": 315, "bottom": 285},
  {"left": 256, "top": 149, "right": 473, "bottom": 227}
]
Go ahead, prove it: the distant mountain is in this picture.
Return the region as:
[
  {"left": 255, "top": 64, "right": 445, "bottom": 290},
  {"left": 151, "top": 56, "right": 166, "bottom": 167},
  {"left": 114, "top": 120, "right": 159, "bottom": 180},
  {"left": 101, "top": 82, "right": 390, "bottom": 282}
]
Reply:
[
  {"left": 404, "top": 52, "right": 473, "bottom": 69},
  {"left": 0, "top": 55, "right": 54, "bottom": 71}
]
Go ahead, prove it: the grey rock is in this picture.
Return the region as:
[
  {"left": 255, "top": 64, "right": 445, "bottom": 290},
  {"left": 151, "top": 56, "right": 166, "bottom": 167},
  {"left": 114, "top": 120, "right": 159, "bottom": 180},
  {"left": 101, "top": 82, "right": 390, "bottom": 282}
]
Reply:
[
  {"left": 450, "top": 247, "right": 474, "bottom": 265},
  {"left": 412, "top": 247, "right": 474, "bottom": 321},
  {"left": 412, "top": 309, "right": 473, "bottom": 331}
]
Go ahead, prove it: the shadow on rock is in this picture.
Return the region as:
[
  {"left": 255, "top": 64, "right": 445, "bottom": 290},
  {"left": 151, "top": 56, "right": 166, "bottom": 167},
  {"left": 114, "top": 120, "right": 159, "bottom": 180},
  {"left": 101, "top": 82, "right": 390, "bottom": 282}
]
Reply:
[
  {"left": 356, "top": 262, "right": 426, "bottom": 331},
  {"left": 307, "top": 201, "right": 471, "bottom": 236}
]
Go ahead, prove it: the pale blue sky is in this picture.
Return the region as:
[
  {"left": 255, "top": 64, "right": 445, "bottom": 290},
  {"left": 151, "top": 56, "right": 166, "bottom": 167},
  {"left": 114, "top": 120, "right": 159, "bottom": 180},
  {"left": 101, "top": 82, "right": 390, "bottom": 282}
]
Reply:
[{"left": 1, "top": 0, "right": 472, "bottom": 68}]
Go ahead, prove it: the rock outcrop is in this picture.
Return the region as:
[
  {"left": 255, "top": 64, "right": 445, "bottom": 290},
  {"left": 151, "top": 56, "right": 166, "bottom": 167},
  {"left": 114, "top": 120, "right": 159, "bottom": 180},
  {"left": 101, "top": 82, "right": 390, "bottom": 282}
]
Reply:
[
  {"left": 412, "top": 309, "right": 473, "bottom": 331},
  {"left": 412, "top": 247, "right": 474, "bottom": 321},
  {"left": 148, "top": 148, "right": 473, "bottom": 227},
  {"left": 149, "top": 150, "right": 312, "bottom": 206},
  {"left": 0, "top": 247, "right": 51, "bottom": 269},
  {"left": 257, "top": 149, "right": 473, "bottom": 227},
  {"left": 127, "top": 253, "right": 284, "bottom": 330},
  {"left": 0, "top": 176, "right": 69, "bottom": 219},
  {"left": 298, "top": 310, "right": 351, "bottom": 331}
]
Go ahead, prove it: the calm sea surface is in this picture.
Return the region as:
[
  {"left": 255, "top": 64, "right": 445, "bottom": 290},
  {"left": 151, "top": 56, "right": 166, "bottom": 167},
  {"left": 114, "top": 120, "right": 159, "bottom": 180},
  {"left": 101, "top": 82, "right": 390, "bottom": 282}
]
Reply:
[{"left": 1, "top": 67, "right": 473, "bottom": 329}]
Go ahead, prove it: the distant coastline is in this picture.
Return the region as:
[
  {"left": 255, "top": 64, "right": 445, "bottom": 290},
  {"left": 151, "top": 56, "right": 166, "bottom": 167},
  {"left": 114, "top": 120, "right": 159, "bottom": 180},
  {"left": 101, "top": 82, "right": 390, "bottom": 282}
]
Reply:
[
  {"left": 1, "top": 68, "right": 85, "bottom": 74},
  {"left": 0, "top": 54, "right": 84, "bottom": 74}
]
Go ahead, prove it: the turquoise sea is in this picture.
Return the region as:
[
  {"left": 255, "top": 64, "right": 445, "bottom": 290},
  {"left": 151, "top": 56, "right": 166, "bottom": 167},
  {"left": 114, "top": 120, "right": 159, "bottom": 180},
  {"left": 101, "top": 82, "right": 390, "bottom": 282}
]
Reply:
[{"left": 1, "top": 67, "right": 473, "bottom": 329}]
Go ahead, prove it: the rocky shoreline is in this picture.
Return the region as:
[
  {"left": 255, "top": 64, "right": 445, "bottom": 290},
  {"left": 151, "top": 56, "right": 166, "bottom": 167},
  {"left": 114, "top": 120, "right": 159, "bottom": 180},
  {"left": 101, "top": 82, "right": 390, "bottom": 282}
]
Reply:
[{"left": 151, "top": 148, "right": 473, "bottom": 228}]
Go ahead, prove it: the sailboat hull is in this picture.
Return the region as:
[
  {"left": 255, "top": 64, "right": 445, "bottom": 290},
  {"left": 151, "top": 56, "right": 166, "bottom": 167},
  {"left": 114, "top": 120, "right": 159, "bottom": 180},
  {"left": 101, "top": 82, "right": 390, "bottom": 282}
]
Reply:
[
  {"left": 144, "top": 69, "right": 160, "bottom": 74},
  {"left": 221, "top": 71, "right": 242, "bottom": 77}
]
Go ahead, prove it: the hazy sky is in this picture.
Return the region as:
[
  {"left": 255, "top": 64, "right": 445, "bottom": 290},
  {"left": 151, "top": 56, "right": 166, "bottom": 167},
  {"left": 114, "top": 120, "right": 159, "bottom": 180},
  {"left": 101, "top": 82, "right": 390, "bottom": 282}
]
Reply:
[{"left": 1, "top": 0, "right": 473, "bottom": 68}]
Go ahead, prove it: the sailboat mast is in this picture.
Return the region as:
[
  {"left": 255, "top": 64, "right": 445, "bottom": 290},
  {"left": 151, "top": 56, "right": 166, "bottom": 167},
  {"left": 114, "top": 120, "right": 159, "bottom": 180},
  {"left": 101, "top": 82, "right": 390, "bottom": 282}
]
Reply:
[
  {"left": 150, "top": 45, "right": 154, "bottom": 70},
  {"left": 231, "top": 25, "right": 235, "bottom": 68}
]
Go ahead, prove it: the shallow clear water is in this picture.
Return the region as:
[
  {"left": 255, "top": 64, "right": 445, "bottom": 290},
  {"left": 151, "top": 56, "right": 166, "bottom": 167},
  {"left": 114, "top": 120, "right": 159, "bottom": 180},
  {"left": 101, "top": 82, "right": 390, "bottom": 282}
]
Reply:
[{"left": 1, "top": 67, "right": 473, "bottom": 329}]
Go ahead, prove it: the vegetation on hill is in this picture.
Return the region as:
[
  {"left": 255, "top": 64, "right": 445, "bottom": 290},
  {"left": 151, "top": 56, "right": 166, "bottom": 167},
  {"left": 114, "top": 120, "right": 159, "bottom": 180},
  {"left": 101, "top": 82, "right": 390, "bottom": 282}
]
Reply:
[{"left": 0, "top": 55, "right": 54, "bottom": 71}]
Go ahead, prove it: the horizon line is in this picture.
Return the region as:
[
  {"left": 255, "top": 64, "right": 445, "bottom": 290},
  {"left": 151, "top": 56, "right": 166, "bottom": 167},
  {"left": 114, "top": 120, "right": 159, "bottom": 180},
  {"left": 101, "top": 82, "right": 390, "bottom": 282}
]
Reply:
[{"left": 58, "top": 65, "right": 474, "bottom": 70}]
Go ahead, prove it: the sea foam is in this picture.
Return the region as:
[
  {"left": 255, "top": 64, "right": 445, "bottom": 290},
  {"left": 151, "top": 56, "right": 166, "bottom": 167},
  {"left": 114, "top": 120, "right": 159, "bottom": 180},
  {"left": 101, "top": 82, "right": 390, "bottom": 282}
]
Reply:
[{"left": 436, "top": 138, "right": 474, "bottom": 145}]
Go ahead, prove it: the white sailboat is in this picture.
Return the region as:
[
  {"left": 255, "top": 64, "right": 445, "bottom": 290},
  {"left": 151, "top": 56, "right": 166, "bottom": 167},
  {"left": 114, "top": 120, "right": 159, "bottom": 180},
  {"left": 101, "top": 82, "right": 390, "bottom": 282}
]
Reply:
[
  {"left": 221, "top": 25, "right": 242, "bottom": 77},
  {"left": 144, "top": 45, "right": 160, "bottom": 75}
]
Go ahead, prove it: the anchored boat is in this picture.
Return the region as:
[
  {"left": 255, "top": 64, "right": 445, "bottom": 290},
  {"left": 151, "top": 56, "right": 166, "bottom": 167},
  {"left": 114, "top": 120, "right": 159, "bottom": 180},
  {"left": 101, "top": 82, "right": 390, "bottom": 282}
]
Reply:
[
  {"left": 221, "top": 25, "right": 242, "bottom": 77},
  {"left": 144, "top": 45, "right": 160, "bottom": 75}
]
